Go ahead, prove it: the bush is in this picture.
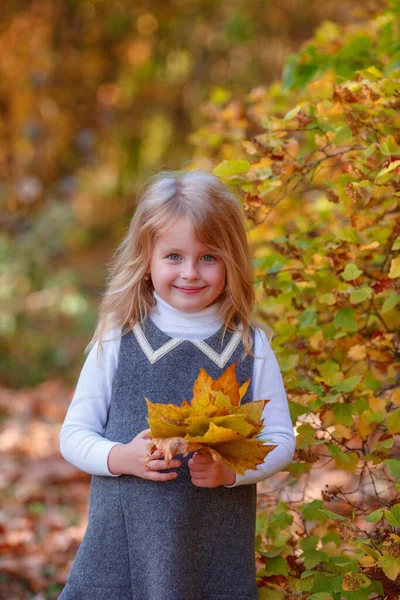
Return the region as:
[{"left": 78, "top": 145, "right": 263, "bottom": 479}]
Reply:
[{"left": 192, "top": 3, "right": 400, "bottom": 598}]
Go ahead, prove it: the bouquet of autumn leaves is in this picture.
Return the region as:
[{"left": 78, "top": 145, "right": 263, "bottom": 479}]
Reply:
[{"left": 146, "top": 364, "right": 276, "bottom": 475}]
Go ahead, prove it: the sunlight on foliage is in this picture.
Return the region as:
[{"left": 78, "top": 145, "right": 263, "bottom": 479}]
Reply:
[{"left": 192, "top": 2, "right": 400, "bottom": 597}]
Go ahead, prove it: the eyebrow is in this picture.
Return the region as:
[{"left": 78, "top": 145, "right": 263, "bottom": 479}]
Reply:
[{"left": 161, "top": 247, "right": 215, "bottom": 254}]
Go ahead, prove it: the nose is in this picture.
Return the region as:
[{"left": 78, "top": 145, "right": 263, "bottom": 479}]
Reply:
[{"left": 181, "top": 260, "right": 200, "bottom": 280}]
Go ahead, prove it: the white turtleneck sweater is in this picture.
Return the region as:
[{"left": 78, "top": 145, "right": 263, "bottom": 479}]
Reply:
[{"left": 59, "top": 292, "right": 296, "bottom": 487}]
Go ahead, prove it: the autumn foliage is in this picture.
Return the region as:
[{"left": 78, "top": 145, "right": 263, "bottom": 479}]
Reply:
[
  {"left": 147, "top": 364, "right": 275, "bottom": 474},
  {"left": 192, "top": 3, "right": 400, "bottom": 599}
]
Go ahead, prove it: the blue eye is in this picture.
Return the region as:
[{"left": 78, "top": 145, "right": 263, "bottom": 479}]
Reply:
[
  {"left": 167, "top": 254, "right": 181, "bottom": 261},
  {"left": 201, "top": 255, "right": 216, "bottom": 262}
]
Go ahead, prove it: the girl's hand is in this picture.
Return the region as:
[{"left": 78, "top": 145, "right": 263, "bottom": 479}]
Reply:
[
  {"left": 188, "top": 452, "right": 236, "bottom": 488},
  {"left": 107, "top": 429, "right": 181, "bottom": 481}
]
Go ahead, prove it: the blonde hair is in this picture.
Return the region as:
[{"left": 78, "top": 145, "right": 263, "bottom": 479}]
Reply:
[{"left": 87, "top": 169, "right": 262, "bottom": 358}]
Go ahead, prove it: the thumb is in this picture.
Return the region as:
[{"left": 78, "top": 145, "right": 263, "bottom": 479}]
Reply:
[{"left": 139, "top": 428, "right": 151, "bottom": 439}]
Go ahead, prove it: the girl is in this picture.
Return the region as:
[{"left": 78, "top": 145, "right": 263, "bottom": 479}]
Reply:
[{"left": 59, "top": 170, "right": 296, "bottom": 600}]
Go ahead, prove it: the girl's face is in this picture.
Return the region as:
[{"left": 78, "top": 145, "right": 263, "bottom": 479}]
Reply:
[{"left": 149, "top": 217, "right": 226, "bottom": 313}]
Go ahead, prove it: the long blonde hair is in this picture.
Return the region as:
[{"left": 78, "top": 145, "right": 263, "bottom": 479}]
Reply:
[{"left": 87, "top": 170, "right": 261, "bottom": 357}]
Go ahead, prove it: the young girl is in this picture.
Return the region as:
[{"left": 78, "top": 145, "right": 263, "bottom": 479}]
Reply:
[{"left": 59, "top": 170, "right": 296, "bottom": 600}]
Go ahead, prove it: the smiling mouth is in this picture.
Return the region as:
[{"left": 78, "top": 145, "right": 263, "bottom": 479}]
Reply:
[{"left": 173, "top": 286, "right": 206, "bottom": 293}]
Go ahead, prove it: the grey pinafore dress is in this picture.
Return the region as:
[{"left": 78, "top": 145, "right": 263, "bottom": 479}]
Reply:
[{"left": 59, "top": 319, "right": 258, "bottom": 600}]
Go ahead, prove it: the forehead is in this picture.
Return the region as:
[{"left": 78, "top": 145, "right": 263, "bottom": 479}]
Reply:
[{"left": 154, "top": 217, "right": 211, "bottom": 251}]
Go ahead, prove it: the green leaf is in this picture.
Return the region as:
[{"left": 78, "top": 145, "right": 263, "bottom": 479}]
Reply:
[
  {"left": 358, "top": 66, "right": 383, "bottom": 80},
  {"left": 308, "top": 594, "right": 334, "bottom": 600},
  {"left": 301, "top": 500, "right": 328, "bottom": 521},
  {"left": 322, "top": 393, "right": 341, "bottom": 404},
  {"left": 301, "top": 536, "right": 319, "bottom": 551},
  {"left": 363, "top": 143, "right": 376, "bottom": 158},
  {"left": 278, "top": 354, "right": 299, "bottom": 372},
  {"left": 334, "top": 376, "right": 362, "bottom": 393},
  {"left": 335, "top": 125, "right": 353, "bottom": 144},
  {"left": 334, "top": 307, "right": 358, "bottom": 332},
  {"left": 322, "top": 532, "right": 342, "bottom": 547},
  {"left": 298, "top": 311, "right": 318, "bottom": 330},
  {"left": 342, "top": 263, "right": 363, "bottom": 281},
  {"left": 303, "top": 549, "right": 330, "bottom": 569},
  {"left": 380, "top": 135, "right": 400, "bottom": 156},
  {"left": 319, "top": 509, "right": 347, "bottom": 521},
  {"left": 387, "top": 407, "right": 400, "bottom": 434},
  {"left": 384, "top": 459, "right": 400, "bottom": 479},
  {"left": 350, "top": 287, "right": 372, "bottom": 304},
  {"left": 382, "top": 292, "right": 400, "bottom": 313},
  {"left": 362, "top": 508, "right": 384, "bottom": 523},
  {"left": 378, "top": 555, "right": 400, "bottom": 581},
  {"left": 333, "top": 402, "right": 353, "bottom": 425},
  {"left": 258, "top": 589, "right": 285, "bottom": 600},
  {"left": 319, "top": 359, "right": 340, "bottom": 381},
  {"left": 264, "top": 556, "right": 289, "bottom": 576},
  {"left": 337, "top": 227, "right": 359, "bottom": 243},
  {"left": 385, "top": 503, "right": 400, "bottom": 527},
  {"left": 327, "top": 444, "right": 359, "bottom": 472},
  {"left": 375, "top": 159, "right": 400, "bottom": 182},
  {"left": 341, "top": 591, "right": 369, "bottom": 600},
  {"left": 392, "top": 237, "right": 400, "bottom": 251},
  {"left": 213, "top": 160, "right": 250, "bottom": 178},
  {"left": 283, "top": 103, "right": 303, "bottom": 121},
  {"left": 288, "top": 400, "right": 309, "bottom": 423}
]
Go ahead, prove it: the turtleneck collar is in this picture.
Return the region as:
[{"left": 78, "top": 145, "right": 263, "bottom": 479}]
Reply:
[{"left": 149, "top": 290, "right": 223, "bottom": 340}]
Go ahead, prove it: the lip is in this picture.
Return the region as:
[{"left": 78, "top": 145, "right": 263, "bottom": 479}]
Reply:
[{"left": 173, "top": 286, "right": 206, "bottom": 294}]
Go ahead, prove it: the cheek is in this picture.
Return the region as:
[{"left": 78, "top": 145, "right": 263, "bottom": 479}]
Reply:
[{"left": 211, "top": 265, "right": 226, "bottom": 288}]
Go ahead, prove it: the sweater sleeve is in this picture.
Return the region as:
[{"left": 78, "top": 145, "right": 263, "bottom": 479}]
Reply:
[
  {"left": 224, "top": 328, "right": 296, "bottom": 488},
  {"left": 59, "top": 329, "right": 123, "bottom": 476}
]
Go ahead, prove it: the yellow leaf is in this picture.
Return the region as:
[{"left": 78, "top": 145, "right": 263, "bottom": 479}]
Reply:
[
  {"left": 334, "top": 424, "right": 352, "bottom": 439},
  {"left": 241, "top": 140, "right": 258, "bottom": 155},
  {"left": 233, "top": 399, "right": 267, "bottom": 423},
  {"left": 360, "top": 241, "right": 379, "bottom": 251},
  {"left": 239, "top": 378, "right": 250, "bottom": 400},
  {"left": 388, "top": 258, "right": 400, "bottom": 279},
  {"left": 356, "top": 413, "right": 377, "bottom": 439},
  {"left": 192, "top": 368, "right": 213, "bottom": 399},
  {"left": 211, "top": 363, "right": 241, "bottom": 406},
  {"left": 347, "top": 344, "right": 367, "bottom": 360},
  {"left": 335, "top": 451, "right": 359, "bottom": 473},
  {"left": 186, "top": 422, "right": 242, "bottom": 445},
  {"left": 206, "top": 438, "right": 276, "bottom": 475},
  {"left": 359, "top": 555, "right": 376, "bottom": 568},
  {"left": 321, "top": 410, "right": 335, "bottom": 427},
  {"left": 208, "top": 390, "right": 232, "bottom": 413},
  {"left": 392, "top": 389, "right": 400, "bottom": 405},
  {"left": 369, "top": 396, "right": 386, "bottom": 413},
  {"left": 210, "top": 415, "right": 256, "bottom": 437},
  {"left": 146, "top": 400, "right": 188, "bottom": 437},
  {"left": 310, "top": 331, "right": 325, "bottom": 351},
  {"left": 146, "top": 366, "right": 271, "bottom": 474}
]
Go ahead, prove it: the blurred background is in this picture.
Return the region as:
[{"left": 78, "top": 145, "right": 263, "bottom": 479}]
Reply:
[
  {"left": 1, "top": 1, "right": 393, "bottom": 599},
  {"left": 0, "top": 0, "right": 369, "bottom": 388}
]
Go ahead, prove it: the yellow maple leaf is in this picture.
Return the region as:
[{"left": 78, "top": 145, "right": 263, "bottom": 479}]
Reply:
[
  {"left": 147, "top": 364, "right": 275, "bottom": 474},
  {"left": 347, "top": 344, "right": 367, "bottom": 360}
]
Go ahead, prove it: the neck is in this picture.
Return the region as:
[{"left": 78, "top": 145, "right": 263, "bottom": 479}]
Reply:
[{"left": 149, "top": 291, "right": 223, "bottom": 340}]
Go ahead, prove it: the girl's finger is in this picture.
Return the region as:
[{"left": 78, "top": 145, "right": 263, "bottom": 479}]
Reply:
[
  {"left": 145, "top": 470, "right": 178, "bottom": 482},
  {"left": 148, "top": 449, "right": 163, "bottom": 458},
  {"left": 148, "top": 459, "right": 181, "bottom": 470},
  {"left": 188, "top": 461, "right": 208, "bottom": 472},
  {"left": 138, "top": 429, "right": 152, "bottom": 439},
  {"left": 191, "top": 453, "right": 214, "bottom": 464}
]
